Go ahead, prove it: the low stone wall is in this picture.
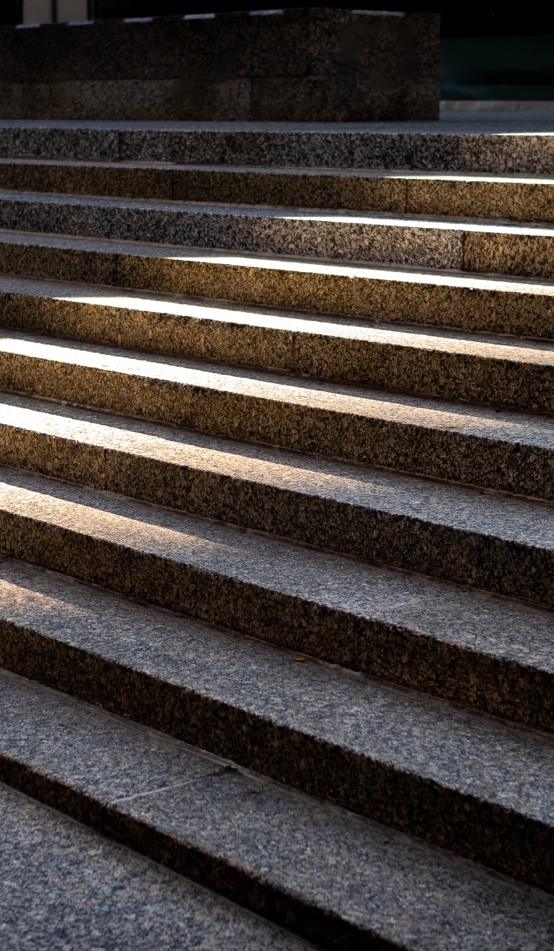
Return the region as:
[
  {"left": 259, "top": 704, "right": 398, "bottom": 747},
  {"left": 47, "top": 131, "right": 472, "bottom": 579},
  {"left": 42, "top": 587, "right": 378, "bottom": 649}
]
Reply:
[{"left": 0, "top": 9, "right": 440, "bottom": 121}]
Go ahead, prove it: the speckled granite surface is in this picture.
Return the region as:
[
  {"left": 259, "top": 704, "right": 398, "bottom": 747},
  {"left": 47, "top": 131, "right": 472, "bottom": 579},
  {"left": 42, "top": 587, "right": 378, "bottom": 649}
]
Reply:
[
  {"left": 0, "top": 329, "right": 551, "bottom": 500},
  {"left": 0, "top": 230, "right": 552, "bottom": 339},
  {"left": 0, "top": 389, "right": 552, "bottom": 609},
  {"left": 0, "top": 554, "right": 553, "bottom": 893},
  {"left": 0, "top": 111, "right": 552, "bottom": 946},
  {"left": 0, "top": 782, "right": 314, "bottom": 951},
  {"left": 2, "top": 190, "right": 554, "bottom": 278},
  {"left": 0, "top": 115, "right": 552, "bottom": 172},
  {"left": 0, "top": 670, "right": 553, "bottom": 950},
  {"left": 0, "top": 274, "right": 551, "bottom": 413},
  {"left": 1, "top": 159, "right": 553, "bottom": 223},
  {"left": 0, "top": 461, "right": 552, "bottom": 732}
]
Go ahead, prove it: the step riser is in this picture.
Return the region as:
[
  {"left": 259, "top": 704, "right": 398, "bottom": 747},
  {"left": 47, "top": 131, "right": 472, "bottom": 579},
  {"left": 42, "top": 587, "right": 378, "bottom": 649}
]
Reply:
[
  {"left": 1, "top": 163, "right": 554, "bottom": 223},
  {"left": 0, "top": 783, "right": 313, "bottom": 951},
  {"left": 1, "top": 350, "right": 552, "bottom": 501},
  {"left": 0, "top": 500, "right": 551, "bottom": 738},
  {"left": 2, "top": 197, "right": 554, "bottom": 279},
  {"left": 1, "top": 421, "right": 553, "bottom": 610},
  {"left": 0, "top": 128, "right": 553, "bottom": 174},
  {"left": 0, "top": 615, "right": 551, "bottom": 894},
  {"left": 1, "top": 238, "right": 552, "bottom": 340},
  {"left": 3, "top": 666, "right": 554, "bottom": 951},
  {"left": 0, "top": 197, "right": 465, "bottom": 270},
  {"left": 1, "top": 292, "right": 551, "bottom": 414},
  {"left": 0, "top": 119, "right": 552, "bottom": 935},
  {"left": 0, "top": 760, "right": 359, "bottom": 951}
]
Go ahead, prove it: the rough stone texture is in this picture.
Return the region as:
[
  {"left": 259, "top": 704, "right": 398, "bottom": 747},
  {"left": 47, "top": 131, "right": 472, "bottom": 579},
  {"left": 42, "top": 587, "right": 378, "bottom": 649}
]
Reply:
[
  {"left": 0, "top": 389, "right": 553, "bottom": 608},
  {"left": 0, "top": 230, "right": 552, "bottom": 340},
  {"left": 0, "top": 330, "right": 552, "bottom": 501},
  {"left": 0, "top": 11, "right": 440, "bottom": 122},
  {"left": 0, "top": 464, "right": 552, "bottom": 734},
  {"left": 0, "top": 190, "right": 465, "bottom": 269},
  {"left": 0, "top": 274, "right": 552, "bottom": 413},
  {"left": 0, "top": 115, "right": 553, "bottom": 173},
  {"left": 0, "top": 783, "right": 313, "bottom": 951},
  {"left": 403, "top": 172, "right": 554, "bottom": 223},
  {"left": 2, "top": 190, "right": 554, "bottom": 279},
  {"left": 1, "top": 668, "right": 554, "bottom": 950},
  {"left": 2, "top": 158, "right": 554, "bottom": 223},
  {"left": 0, "top": 555, "right": 553, "bottom": 854},
  {"left": 0, "top": 111, "right": 552, "bottom": 946}
]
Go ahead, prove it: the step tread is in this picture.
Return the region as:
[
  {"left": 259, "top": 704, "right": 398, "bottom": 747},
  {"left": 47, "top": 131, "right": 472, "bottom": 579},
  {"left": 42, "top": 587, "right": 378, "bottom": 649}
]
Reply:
[
  {"left": 1, "top": 390, "right": 553, "bottom": 554},
  {"left": 0, "top": 229, "right": 554, "bottom": 316},
  {"left": 1, "top": 328, "right": 552, "bottom": 502},
  {"left": 0, "top": 118, "right": 552, "bottom": 176},
  {"left": 1, "top": 666, "right": 553, "bottom": 951},
  {"left": 3, "top": 189, "right": 552, "bottom": 278},
  {"left": 2, "top": 187, "right": 554, "bottom": 233},
  {"left": 0, "top": 781, "right": 309, "bottom": 951},
  {"left": 2, "top": 226, "right": 553, "bottom": 297},
  {"left": 0, "top": 555, "right": 552, "bottom": 827},
  {"left": 1, "top": 394, "right": 553, "bottom": 730},
  {"left": 3, "top": 157, "right": 554, "bottom": 184},
  {"left": 2, "top": 158, "right": 554, "bottom": 223},
  {"left": 2, "top": 273, "right": 553, "bottom": 367},
  {"left": 0, "top": 114, "right": 553, "bottom": 947},
  {"left": 2, "top": 329, "right": 552, "bottom": 450},
  {"left": 0, "top": 461, "right": 552, "bottom": 691}
]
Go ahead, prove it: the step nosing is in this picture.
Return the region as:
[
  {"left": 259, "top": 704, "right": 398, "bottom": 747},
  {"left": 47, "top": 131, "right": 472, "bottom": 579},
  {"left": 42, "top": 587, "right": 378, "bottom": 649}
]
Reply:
[
  {"left": 0, "top": 392, "right": 552, "bottom": 548},
  {"left": 2, "top": 189, "right": 554, "bottom": 233},
  {"left": 0, "top": 557, "right": 552, "bottom": 822},
  {"left": 0, "top": 229, "right": 554, "bottom": 302},
  {"left": 2, "top": 670, "right": 554, "bottom": 950},
  {"left": 1, "top": 330, "right": 552, "bottom": 444},
  {"left": 1, "top": 226, "right": 554, "bottom": 298},
  {"left": 3, "top": 157, "right": 554, "bottom": 184},
  {"left": 0, "top": 781, "right": 314, "bottom": 951},
  {"left": 0, "top": 464, "right": 552, "bottom": 677},
  {"left": 2, "top": 272, "right": 554, "bottom": 361}
]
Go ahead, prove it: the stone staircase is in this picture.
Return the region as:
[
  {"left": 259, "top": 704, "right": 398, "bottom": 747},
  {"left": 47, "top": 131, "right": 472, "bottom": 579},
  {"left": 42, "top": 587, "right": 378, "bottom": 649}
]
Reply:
[{"left": 0, "top": 119, "right": 552, "bottom": 950}]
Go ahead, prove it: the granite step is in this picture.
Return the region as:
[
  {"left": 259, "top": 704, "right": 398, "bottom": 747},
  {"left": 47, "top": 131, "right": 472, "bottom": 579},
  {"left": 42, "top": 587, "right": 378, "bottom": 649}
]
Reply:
[
  {"left": 0, "top": 275, "right": 552, "bottom": 413},
  {"left": 0, "top": 391, "right": 553, "bottom": 611},
  {"left": 0, "top": 158, "right": 553, "bottom": 223},
  {"left": 1, "top": 663, "right": 554, "bottom": 944},
  {"left": 0, "top": 119, "right": 553, "bottom": 174},
  {"left": 0, "top": 464, "right": 552, "bottom": 730},
  {"left": 0, "top": 230, "right": 552, "bottom": 340},
  {"left": 1, "top": 191, "right": 554, "bottom": 279},
  {"left": 0, "top": 782, "right": 311, "bottom": 951},
  {"left": 0, "top": 330, "right": 552, "bottom": 500}
]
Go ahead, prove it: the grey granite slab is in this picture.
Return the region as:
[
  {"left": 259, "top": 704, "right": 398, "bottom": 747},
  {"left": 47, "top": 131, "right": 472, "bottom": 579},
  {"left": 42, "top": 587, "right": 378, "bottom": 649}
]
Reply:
[
  {"left": 0, "top": 116, "right": 552, "bottom": 173},
  {"left": 0, "top": 457, "right": 552, "bottom": 731},
  {"left": 0, "top": 329, "right": 552, "bottom": 500},
  {"left": 1, "top": 158, "right": 553, "bottom": 223},
  {"left": 0, "top": 782, "right": 313, "bottom": 951},
  {"left": 0, "top": 229, "right": 552, "bottom": 339},
  {"left": 0, "top": 273, "right": 552, "bottom": 413},
  {"left": 0, "top": 553, "right": 553, "bottom": 886},
  {"left": 0, "top": 387, "right": 552, "bottom": 611},
  {"left": 0, "top": 190, "right": 465, "bottom": 270},
  {"left": 1, "top": 190, "right": 554, "bottom": 278},
  {"left": 0, "top": 668, "right": 553, "bottom": 949}
]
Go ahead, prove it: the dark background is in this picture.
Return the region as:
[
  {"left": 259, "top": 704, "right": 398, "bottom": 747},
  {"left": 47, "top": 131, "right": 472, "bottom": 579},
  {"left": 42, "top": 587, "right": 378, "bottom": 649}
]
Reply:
[
  {"left": 2, "top": 4, "right": 553, "bottom": 36},
  {"left": 2, "top": 4, "right": 553, "bottom": 100}
]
